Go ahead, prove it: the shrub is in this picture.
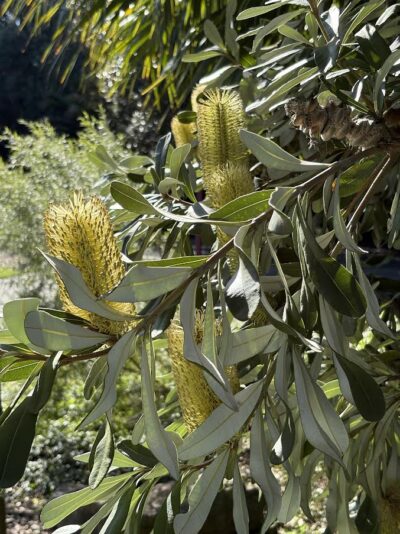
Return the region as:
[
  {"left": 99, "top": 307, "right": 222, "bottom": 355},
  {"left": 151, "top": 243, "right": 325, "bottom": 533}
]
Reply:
[{"left": 1, "top": 1, "right": 400, "bottom": 533}]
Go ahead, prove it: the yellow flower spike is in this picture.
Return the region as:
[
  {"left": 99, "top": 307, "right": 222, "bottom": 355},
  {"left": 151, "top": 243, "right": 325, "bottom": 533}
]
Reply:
[
  {"left": 205, "top": 161, "right": 254, "bottom": 210},
  {"left": 44, "top": 193, "right": 136, "bottom": 336},
  {"left": 196, "top": 88, "right": 248, "bottom": 178},
  {"left": 171, "top": 116, "right": 196, "bottom": 148},
  {"left": 167, "top": 312, "right": 239, "bottom": 432},
  {"left": 190, "top": 83, "right": 207, "bottom": 112}
]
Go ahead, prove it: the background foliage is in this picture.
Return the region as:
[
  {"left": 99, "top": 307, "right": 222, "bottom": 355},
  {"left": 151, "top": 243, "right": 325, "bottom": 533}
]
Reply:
[{"left": 0, "top": 113, "right": 129, "bottom": 299}]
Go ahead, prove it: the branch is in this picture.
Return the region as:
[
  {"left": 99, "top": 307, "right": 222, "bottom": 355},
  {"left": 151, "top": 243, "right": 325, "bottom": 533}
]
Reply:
[
  {"left": 295, "top": 147, "right": 380, "bottom": 195},
  {"left": 331, "top": 155, "right": 392, "bottom": 257},
  {"left": 132, "top": 208, "right": 274, "bottom": 335}
]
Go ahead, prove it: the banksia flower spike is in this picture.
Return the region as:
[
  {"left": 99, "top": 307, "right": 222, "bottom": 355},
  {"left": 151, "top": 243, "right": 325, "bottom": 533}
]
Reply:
[
  {"left": 191, "top": 83, "right": 207, "bottom": 112},
  {"left": 196, "top": 88, "right": 249, "bottom": 179},
  {"left": 206, "top": 161, "right": 254, "bottom": 210},
  {"left": 167, "top": 312, "right": 239, "bottom": 432},
  {"left": 171, "top": 116, "right": 196, "bottom": 148},
  {"left": 196, "top": 89, "right": 254, "bottom": 273},
  {"left": 44, "top": 192, "right": 135, "bottom": 336}
]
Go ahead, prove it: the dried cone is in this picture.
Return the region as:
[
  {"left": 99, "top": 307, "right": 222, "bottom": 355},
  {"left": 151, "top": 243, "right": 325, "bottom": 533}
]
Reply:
[
  {"left": 44, "top": 192, "right": 135, "bottom": 336},
  {"left": 167, "top": 313, "right": 239, "bottom": 432}
]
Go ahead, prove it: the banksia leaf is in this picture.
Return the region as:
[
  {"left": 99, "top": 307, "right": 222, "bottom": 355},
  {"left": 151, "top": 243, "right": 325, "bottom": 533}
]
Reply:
[
  {"left": 167, "top": 313, "right": 239, "bottom": 432},
  {"left": 196, "top": 89, "right": 248, "bottom": 178},
  {"left": 44, "top": 192, "right": 135, "bottom": 336},
  {"left": 171, "top": 116, "right": 196, "bottom": 148}
]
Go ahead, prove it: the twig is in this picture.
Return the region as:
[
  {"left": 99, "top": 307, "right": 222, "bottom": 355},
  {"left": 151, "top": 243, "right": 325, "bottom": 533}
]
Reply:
[
  {"left": 307, "top": 0, "right": 331, "bottom": 43},
  {"left": 0, "top": 347, "right": 110, "bottom": 366},
  {"left": 331, "top": 155, "right": 392, "bottom": 257},
  {"left": 295, "top": 147, "right": 379, "bottom": 195},
  {"left": 59, "top": 348, "right": 110, "bottom": 366},
  {"left": 346, "top": 156, "right": 392, "bottom": 232},
  {"left": 0, "top": 350, "right": 47, "bottom": 362}
]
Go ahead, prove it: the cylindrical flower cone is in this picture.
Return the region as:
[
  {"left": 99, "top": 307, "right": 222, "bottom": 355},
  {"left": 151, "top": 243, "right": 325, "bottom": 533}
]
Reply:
[
  {"left": 44, "top": 192, "right": 135, "bottom": 336},
  {"left": 167, "top": 314, "right": 239, "bottom": 432}
]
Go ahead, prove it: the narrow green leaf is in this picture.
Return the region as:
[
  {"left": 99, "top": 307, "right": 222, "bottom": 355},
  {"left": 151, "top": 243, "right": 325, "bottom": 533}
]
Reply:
[
  {"left": 373, "top": 49, "right": 400, "bottom": 113},
  {"left": 338, "top": 155, "right": 384, "bottom": 198},
  {"left": 226, "top": 325, "right": 283, "bottom": 365},
  {"left": 237, "top": 1, "right": 291, "bottom": 20},
  {"left": 43, "top": 254, "right": 134, "bottom": 322},
  {"left": 0, "top": 356, "right": 57, "bottom": 488},
  {"left": 333, "top": 354, "right": 385, "bottom": 422},
  {"left": 99, "top": 482, "right": 136, "bottom": 534},
  {"left": 182, "top": 50, "right": 222, "bottom": 62},
  {"left": 211, "top": 190, "right": 272, "bottom": 222},
  {"left": 117, "top": 441, "right": 158, "bottom": 468},
  {"left": 278, "top": 24, "right": 310, "bottom": 45},
  {"left": 141, "top": 342, "right": 179, "bottom": 479},
  {"left": 0, "top": 398, "right": 38, "bottom": 488},
  {"left": 240, "top": 130, "right": 330, "bottom": 172},
  {"left": 169, "top": 144, "right": 191, "bottom": 179},
  {"left": 333, "top": 180, "right": 366, "bottom": 254},
  {"left": 300, "top": 450, "right": 321, "bottom": 520},
  {"left": 111, "top": 181, "right": 158, "bottom": 215},
  {"left": 80, "top": 331, "right": 136, "bottom": 427},
  {"left": 204, "top": 19, "right": 225, "bottom": 49},
  {"left": 133, "top": 256, "right": 208, "bottom": 268},
  {"left": 0, "top": 359, "right": 42, "bottom": 383},
  {"left": 174, "top": 449, "right": 229, "bottom": 534},
  {"left": 342, "top": 1, "right": 386, "bottom": 46},
  {"left": 293, "top": 350, "right": 349, "bottom": 463},
  {"left": 89, "top": 418, "right": 115, "bottom": 489},
  {"left": 3, "top": 298, "right": 41, "bottom": 346},
  {"left": 180, "top": 279, "right": 230, "bottom": 393},
  {"left": 226, "top": 225, "right": 260, "bottom": 321},
  {"left": 25, "top": 310, "right": 109, "bottom": 351},
  {"left": 104, "top": 264, "right": 192, "bottom": 303},
  {"left": 177, "top": 111, "right": 197, "bottom": 124},
  {"left": 233, "top": 461, "right": 249, "bottom": 534},
  {"left": 268, "top": 187, "right": 294, "bottom": 235},
  {"left": 41, "top": 473, "right": 132, "bottom": 528},
  {"left": 252, "top": 10, "right": 305, "bottom": 52},
  {"left": 179, "top": 379, "right": 264, "bottom": 461},
  {"left": 353, "top": 255, "right": 394, "bottom": 337},
  {"left": 278, "top": 474, "right": 301, "bottom": 524},
  {"left": 250, "top": 407, "right": 282, "bottom": 530},
  {"left": 201, "top": 276, "right": 218, "bottom": 366},
  {"left": 270, "top": 409, "right": 296, "bottom": 465},
  {"left": 297, "top": 206, "right": 366, "bottom": 317}
]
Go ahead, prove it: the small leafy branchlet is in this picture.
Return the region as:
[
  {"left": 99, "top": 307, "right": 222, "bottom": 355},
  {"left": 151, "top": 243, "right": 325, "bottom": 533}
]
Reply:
[
  {"left": 285, "top": 98, "right": 389, "bottom": 149},
  {"left": 44, "top": 192, "right": 135, "bottom": 335}
]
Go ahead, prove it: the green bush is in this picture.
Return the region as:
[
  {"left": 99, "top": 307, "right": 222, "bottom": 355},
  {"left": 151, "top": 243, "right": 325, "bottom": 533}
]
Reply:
[
  {"left": 0, "top": 113, "right": 129, "bottom": 299},
  {"left": 1, "top": 1, "right": 400, "bottom": 534}
]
